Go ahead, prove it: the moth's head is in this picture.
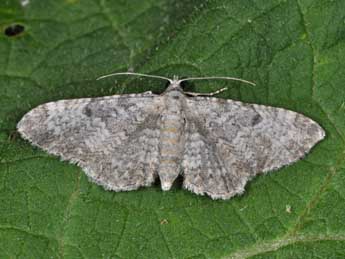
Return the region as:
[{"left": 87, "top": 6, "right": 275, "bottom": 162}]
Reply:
[{"left": 164, "top": 75, "right": 183, "bottom": 93}]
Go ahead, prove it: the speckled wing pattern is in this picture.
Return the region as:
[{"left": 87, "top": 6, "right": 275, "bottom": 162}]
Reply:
[
  {"left": 17, "top": 93, "right": 164, "bottom": 191},
  {"left": 182, "top": 97, "right": 325, "bottom": 199}
]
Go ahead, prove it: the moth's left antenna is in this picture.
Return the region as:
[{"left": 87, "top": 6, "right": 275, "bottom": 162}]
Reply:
[{"left": 97, "top": 72, "right": 173, "bottom": 83}]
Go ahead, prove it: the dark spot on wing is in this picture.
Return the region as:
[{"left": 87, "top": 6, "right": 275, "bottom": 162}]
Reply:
[
  {"left": 251, "top": 114, "right": 263, "bottom": 126},
  {"left": 83, "top": 107, "right": 92, "bottom": 117}
]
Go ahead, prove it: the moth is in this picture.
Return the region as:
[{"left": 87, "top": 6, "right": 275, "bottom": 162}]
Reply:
[{"left": 17, "top": 72, "right": 325, "bottom": 199}]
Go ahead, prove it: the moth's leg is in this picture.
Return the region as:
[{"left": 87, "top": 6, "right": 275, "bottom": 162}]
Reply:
[{"left": 184, "top": 87, "right": 228, "bottom": 97}]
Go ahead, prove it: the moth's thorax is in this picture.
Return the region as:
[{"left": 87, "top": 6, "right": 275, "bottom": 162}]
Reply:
[{"left": 158, "top": 89, "right": 185, "bottom": 191}]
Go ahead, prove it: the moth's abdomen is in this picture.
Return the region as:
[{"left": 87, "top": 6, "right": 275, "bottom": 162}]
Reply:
[{"left": 158, "top": 93, "right": 185, "bottom": 191}]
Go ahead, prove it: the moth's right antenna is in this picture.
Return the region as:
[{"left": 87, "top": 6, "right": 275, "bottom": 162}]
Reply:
[
  {"left": 97, "top": 72, "right": 173, "bottom": 83},
  {"left": 178, "top": 76, "right": 256, "bottom": 86}
]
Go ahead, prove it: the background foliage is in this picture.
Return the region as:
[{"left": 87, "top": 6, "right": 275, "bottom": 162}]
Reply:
[{"left": 1, "top": 0, "right": 345, "bottom": 258}]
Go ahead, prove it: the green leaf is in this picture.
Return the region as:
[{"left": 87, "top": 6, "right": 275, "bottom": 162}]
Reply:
[{"left": 1, "top": 0, "right": 344, "bottom": 258}]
